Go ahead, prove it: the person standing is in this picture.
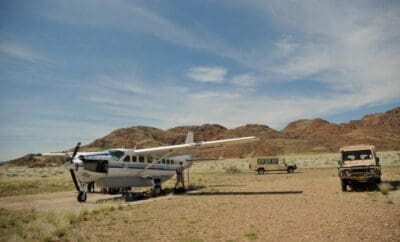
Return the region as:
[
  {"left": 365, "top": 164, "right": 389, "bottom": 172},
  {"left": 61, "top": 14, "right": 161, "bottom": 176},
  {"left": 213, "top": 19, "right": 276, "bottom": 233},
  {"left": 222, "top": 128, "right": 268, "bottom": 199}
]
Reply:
[{"left": 174, "top": 162, "right": 185, "bottom": 190}]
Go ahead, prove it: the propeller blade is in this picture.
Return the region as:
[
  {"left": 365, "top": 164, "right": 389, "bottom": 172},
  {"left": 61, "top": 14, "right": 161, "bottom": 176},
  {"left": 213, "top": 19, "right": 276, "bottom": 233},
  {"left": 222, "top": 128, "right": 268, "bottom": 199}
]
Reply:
[
  {"left": 69, "top": 169, "right": 81, "bottom": 192},
  {"left": 71, "top": 142, "right": 81, "bottom": 160}
]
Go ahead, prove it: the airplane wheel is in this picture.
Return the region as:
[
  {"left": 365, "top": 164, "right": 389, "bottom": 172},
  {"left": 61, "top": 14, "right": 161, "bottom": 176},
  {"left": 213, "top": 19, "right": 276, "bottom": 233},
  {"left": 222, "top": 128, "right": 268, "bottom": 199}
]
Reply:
[
  {"left": 257, "top": 169, "right": 265, "bottom": 175},
  {"left": 77, "top": 191, "right": 87, "bottom": 203},
  {"left": 152, "top": 185, "right": 162, "bottom": 196},
  {"left": 341, "top": 180, "right": 347, "bottom": 192}
]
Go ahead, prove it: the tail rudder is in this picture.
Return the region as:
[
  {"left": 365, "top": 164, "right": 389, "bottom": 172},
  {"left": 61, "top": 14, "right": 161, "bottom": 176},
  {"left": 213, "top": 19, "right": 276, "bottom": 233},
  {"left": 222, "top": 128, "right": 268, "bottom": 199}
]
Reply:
[{"left": 185, "top": 131, "right": 194, "bottom": 144}]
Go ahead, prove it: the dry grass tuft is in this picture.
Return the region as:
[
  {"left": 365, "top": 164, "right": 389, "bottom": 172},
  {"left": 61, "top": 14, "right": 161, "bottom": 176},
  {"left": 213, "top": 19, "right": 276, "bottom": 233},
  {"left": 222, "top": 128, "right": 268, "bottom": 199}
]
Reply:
[
  {"left": 224, "top": 165, "right": 242, "bottom": 174},
  {"left": 0, "top": 203, "right": 128, "bottom": 241},
  {"left": 378, "top": 183, "right": 393, "bottom": 195}
]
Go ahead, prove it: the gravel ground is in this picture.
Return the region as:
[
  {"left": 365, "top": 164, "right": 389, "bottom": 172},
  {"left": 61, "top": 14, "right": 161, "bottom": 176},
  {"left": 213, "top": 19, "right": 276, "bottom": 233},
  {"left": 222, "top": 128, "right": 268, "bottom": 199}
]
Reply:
[
  {"left": 70, "top": 166, "right": 400, "bottom": 241},
  {"left": 1, "top": 166, "right": 399, "bottom": 241}
]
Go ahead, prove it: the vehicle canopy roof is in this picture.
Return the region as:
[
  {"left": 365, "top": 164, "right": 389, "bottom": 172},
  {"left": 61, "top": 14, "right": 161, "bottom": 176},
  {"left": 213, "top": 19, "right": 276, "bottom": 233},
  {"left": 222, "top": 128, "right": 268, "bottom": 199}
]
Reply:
[
  {"left": 340, "top": 145, "right": 375, "bottom": 152},
  {"left": 253, "top": 156, "right": 279, "bottom": 159}
]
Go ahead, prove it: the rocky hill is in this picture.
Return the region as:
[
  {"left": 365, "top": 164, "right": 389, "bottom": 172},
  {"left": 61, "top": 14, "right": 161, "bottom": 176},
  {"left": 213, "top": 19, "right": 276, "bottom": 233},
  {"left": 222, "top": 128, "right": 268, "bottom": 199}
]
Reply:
[{"left": 6, "top": 107, "right": 400, "bottom": 167}]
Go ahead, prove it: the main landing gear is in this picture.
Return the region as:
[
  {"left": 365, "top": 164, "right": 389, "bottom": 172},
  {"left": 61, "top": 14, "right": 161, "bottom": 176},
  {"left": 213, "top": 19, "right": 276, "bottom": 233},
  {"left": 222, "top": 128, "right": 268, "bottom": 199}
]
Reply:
[{"left": 151, "top": 178, "right": 163, "bottom": 196}]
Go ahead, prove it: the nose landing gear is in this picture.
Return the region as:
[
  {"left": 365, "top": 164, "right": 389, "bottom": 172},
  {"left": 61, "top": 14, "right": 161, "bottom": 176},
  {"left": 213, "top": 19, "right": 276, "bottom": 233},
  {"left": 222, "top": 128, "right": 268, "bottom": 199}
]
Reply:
[{"left": 78, "top": 191, "right": 87, "bottom": 203}]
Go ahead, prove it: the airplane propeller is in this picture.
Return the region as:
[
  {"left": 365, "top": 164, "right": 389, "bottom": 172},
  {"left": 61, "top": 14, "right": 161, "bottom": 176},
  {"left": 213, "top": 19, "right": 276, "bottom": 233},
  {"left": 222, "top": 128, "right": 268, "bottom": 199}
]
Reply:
[
  {"left": 67, "top": 142, "right": 87, "bottom": 202},
  {"left": 70, "top": 142, "right": 81, "bottom": 162}
]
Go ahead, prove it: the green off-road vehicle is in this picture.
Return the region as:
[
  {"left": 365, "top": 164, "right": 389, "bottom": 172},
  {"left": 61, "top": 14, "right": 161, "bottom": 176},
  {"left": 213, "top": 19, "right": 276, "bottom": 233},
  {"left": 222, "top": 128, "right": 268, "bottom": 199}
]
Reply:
[{"left": 338, "top": 145, "right": 381, "bottom": 191}]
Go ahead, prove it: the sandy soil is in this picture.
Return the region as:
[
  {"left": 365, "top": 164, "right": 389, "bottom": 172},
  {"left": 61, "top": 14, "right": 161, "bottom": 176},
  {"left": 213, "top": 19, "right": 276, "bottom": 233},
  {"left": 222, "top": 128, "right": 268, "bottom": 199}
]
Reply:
[{"left": 1, "top": 166, "right": 399, "bottom": 241}]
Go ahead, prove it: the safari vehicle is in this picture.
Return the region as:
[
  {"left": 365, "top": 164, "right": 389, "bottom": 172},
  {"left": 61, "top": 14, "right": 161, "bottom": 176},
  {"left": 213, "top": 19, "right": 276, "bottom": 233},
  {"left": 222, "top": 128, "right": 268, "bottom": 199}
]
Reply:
[
  {"left": 249, "top": 157, "right": 297, "bottom": 175},
  {"left": 338, "top": 145, "right": 381, "bottom": 191}
]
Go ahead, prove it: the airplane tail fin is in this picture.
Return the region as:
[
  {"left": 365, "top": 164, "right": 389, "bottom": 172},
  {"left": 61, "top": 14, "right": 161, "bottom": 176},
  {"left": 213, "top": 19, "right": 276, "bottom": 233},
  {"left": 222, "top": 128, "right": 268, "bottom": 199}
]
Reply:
[{"left": 185, "top": 131, "right": 194, "bottom": 144}]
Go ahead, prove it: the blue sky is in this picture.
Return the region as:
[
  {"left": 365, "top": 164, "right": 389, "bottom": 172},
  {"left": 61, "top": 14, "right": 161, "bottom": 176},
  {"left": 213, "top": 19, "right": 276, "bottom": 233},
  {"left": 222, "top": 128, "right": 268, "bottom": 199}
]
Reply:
[{"left": 0, "top": 0, "right": 399, "bottom": 160}]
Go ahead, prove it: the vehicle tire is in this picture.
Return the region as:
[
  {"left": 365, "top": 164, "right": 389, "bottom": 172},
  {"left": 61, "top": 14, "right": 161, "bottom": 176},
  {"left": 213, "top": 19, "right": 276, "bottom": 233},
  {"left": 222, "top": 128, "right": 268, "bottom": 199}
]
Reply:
[
  {"left": 341, "top": 179, "right": 347, "bottom": 192},
  {"left": 257, "top": 168, "right": 265, "bottom": 175},
  {"left": 376, "top": 178, "right": 382, "bottom": 184},
  {"left": 77, "top": 191, "right": 87, "bottom": 203},
  {"left": 287, "top": 167, "right": 294, "bottom": 174}
]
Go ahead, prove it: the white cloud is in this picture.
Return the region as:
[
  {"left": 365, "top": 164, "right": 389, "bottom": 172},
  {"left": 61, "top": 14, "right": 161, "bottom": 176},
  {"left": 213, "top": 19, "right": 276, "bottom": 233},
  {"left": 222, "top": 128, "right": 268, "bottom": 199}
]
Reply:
[
  {"left": 0, "top": 43, "right": 45, "bottom": 63},
  {"left": 231, "top": 74, "right": 258, "bottom": 87},
  {"left": 186, "top": 66, "right": 227, "bottom": 83}
]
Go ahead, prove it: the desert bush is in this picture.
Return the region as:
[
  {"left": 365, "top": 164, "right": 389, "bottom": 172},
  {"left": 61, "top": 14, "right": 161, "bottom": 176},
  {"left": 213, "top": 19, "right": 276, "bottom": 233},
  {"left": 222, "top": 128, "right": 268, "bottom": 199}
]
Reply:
[
  {"left": 224, "top": 165, "right": 241, "bottom": 174},
  {"left": 244, "top": 232, "right": 258, "bottom": 240},
  {"left": 379, "top": 183, "right": 392, "bottom": 195}
]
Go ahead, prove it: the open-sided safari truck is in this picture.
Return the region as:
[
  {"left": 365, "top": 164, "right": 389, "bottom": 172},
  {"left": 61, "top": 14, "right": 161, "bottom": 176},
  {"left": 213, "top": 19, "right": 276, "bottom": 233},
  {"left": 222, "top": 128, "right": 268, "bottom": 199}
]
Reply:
[
  {"left": 249, "top": 157, "right": 297, "bottom": 175},
  {"left": 338, "top": 145, "right": 382, "bottom": 191}
]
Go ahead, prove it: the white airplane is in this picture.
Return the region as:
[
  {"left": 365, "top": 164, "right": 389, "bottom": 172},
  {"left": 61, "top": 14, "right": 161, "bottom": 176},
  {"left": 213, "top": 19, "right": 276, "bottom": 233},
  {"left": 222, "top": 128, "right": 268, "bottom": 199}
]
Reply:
[{"left": 48, "top": 132, "right": 256, "bottom": 202}]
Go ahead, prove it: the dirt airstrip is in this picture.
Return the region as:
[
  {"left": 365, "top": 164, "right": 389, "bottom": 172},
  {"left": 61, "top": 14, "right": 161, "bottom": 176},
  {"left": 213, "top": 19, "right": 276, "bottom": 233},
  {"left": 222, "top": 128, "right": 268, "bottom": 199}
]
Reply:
[{"left": 1, "top": 166, "right": 399, "bottom": 241}]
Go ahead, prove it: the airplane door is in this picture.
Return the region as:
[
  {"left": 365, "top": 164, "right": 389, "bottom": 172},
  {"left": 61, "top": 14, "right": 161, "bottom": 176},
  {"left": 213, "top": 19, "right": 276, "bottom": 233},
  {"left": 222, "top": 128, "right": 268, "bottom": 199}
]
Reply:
[{"left": 97, "top": 160, "right": 108, "bottom": 173}]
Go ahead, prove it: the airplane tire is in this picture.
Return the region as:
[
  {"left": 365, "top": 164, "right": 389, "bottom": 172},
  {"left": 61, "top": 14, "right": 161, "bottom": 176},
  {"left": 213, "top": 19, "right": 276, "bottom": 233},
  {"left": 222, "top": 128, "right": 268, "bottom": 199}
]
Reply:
[
  {"left": 257, "top": 169, "right": 265, "bottom": 175},
  {"left": 287, "top": 167, "right": 294, "bottom": 174},
  {"left": 77, "top": 191, "right": 87, "bottom": 203},
  {"left": 341, "top": 180, "right": 347, "bottom": 192},
  {"left": 152, "top": 185, "right": 162, "bottom": 196}
]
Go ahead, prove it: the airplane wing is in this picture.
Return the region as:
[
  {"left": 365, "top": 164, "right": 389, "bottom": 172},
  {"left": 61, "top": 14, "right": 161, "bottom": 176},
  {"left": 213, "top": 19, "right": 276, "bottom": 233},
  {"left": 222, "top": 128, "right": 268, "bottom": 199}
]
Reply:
[
  {"left": 41, "top": 151, "right": 108, "bottom": 157},
  {"left": 134, "top": 136, "right": 257, "bottom": 176},
  {"left": 134, "top": 136, "right": 257, "bottom": 157}
]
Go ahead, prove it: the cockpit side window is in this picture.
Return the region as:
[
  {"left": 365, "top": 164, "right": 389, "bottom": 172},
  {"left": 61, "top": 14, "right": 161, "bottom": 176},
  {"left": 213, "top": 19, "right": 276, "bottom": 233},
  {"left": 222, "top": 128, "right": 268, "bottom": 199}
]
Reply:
[
  {"left": 132, "top": 155, "right": 137, "bottom": 162},
  {"left": 148, "top": 157, "right": 153, "bottom": 163},
  {"left": 109, "top": 150, "right": 125, "bottom": 161},
  {"left": 139, "top": 156, "right": 145, "bottom": 163}
]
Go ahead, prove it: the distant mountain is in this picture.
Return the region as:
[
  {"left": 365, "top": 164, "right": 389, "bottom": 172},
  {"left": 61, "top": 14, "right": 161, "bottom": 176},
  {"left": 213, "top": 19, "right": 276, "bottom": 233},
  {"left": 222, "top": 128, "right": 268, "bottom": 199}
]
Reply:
[{"left": 6, "top": 107, "right": 400, "bottom": 167}]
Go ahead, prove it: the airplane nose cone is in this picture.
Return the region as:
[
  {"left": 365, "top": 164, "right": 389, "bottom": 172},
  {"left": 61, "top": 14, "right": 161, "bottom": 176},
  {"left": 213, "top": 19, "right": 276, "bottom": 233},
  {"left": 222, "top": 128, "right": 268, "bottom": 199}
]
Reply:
[{"left": 62, "top": 161, "right": 75, "bottom": 170}]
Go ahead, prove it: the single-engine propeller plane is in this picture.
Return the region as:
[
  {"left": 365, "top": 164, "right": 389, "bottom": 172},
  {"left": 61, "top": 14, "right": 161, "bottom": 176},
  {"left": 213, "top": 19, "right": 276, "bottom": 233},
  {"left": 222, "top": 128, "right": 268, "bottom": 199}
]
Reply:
[{"left": 45, "top": 132, "right": 256, "bottom": 202}]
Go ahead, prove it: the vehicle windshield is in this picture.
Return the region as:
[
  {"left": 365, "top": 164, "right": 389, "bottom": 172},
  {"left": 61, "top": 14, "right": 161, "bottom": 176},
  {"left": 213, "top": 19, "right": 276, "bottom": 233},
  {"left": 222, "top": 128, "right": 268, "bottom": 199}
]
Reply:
[
  {"left": 342, "top": 150, "right": 372, "bottom": 161},
  {"left": 108, "top": 150, "right": 125, "bottom": 161}
]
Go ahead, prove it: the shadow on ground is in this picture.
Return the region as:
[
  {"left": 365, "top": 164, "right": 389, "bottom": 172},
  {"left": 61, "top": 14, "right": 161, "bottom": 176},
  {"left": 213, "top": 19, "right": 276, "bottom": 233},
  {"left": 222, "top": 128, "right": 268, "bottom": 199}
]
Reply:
[
  {"left": 184, "top": 191, "right": 303, "bottom": 196},
  {"left": 207, "top": 184, "right": 245, "bottom": 187}
]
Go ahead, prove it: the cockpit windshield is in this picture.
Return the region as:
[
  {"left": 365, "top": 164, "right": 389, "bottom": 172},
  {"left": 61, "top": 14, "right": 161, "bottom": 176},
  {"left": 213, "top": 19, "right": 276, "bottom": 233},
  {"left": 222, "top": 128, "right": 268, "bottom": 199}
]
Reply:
[
  {"left": 109, "top": 150, "right": 125, "bottom": 161},
  {"left": 342, "top": 150, "right": 372, "bottom": 161}
]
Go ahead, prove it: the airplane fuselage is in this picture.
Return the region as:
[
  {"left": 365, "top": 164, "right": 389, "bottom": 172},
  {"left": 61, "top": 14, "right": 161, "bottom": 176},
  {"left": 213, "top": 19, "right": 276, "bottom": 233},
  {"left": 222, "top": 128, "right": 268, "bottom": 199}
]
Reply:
[{"left": 63, "top": 149, "right": 192, "bottom": 189}]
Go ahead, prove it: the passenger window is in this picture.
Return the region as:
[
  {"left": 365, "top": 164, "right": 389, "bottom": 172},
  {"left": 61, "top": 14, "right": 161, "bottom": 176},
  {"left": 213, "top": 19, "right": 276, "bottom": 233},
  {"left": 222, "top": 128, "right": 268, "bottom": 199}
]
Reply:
[
  {"left": 162, "top": 159, "right": 165, "bottom": 164},
  {"left": 148, "top": 157, "right": 153, "bottom": 163},
  {"left": 139, "top": 156, "right": 145, "bottom": 163},
  {"left": 123, "top": 155, "right": 131, "bottom": 162},
  {"left": 166, "top": 159, "right": 170, "bottom": 164},
  {"left": 171, "top": 160, "right": 174, "bottom": 165},
  {"left": 132, "top": 156, "right": 137, "bottom": 162}
]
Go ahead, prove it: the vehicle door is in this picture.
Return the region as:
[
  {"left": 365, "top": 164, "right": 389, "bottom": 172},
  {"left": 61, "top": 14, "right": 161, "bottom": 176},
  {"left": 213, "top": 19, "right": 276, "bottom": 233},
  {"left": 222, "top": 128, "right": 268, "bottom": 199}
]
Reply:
[
  {"left": 269, "top": 158, "right": 280, "bottom": 170},
  {"left": 277, "top": 159, "right": 287, "bottom": 171}
]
